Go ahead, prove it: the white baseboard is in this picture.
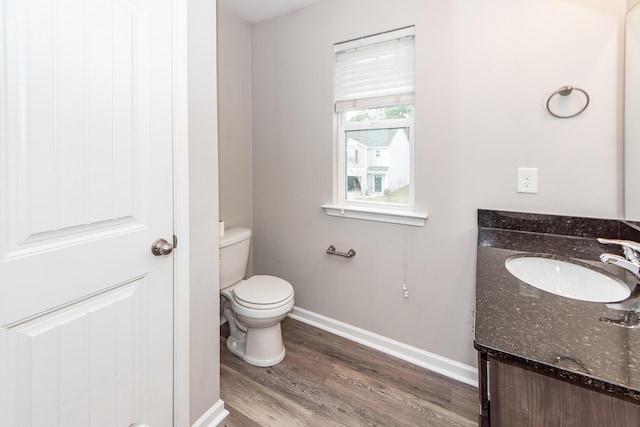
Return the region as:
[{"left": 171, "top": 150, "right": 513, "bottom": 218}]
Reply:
[
  {"left": 193, "top": 399, "right": 229, "bottom": 427},
  {"left": 288, "top": 306, "right": 478, "bottom": 388}
]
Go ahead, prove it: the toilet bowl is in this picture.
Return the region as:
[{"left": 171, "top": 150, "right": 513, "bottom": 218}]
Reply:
[{"left": 220, "top": 228, "right": 295, "bottom": 367}]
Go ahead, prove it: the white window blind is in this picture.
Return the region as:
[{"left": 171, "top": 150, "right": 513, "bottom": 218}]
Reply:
[{"left": 334, "top": 26, "right": 415, "bottom": 113}]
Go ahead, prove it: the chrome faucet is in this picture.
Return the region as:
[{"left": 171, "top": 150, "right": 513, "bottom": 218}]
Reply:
[
  {"left": 597, "top": 238, "right": 640, "bottom": 278},
  {"left": 600, "top": 311, "right": 640, "bottom": 329}
]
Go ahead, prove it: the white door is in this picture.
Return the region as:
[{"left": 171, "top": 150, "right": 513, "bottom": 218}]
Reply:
[{"left": 0, "top": 0, "right": 175, "bottom": 426}]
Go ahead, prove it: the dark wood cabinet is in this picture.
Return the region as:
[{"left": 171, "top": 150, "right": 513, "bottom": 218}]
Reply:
[{"left": 478, "top": 354, "right": 640, "bottom": 427}]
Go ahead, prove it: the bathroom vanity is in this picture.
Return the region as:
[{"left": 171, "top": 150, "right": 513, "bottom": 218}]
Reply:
[{"left": 474, "top": 210, "right": 640, "bottom": 426}]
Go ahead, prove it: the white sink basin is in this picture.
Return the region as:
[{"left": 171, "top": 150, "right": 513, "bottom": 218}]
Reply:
[{"left": 505, "top": 254, "right": 631, "bottom": 303}]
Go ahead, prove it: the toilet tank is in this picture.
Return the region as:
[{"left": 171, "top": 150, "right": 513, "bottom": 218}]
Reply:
[{"left": 219, "top": 227, "right": 252, "bottom": 289}]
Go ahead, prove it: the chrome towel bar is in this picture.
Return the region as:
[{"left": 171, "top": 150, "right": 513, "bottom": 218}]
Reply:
[{"left": 326, "top": 245, "right": 356, "bottom": 258}]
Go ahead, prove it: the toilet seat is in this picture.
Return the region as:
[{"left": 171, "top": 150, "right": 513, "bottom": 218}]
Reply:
[{"left": 232, "top": 275, "right": 294, "bottom": 310}]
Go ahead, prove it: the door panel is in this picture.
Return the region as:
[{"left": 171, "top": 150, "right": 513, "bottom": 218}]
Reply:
[
  {"left": 1, "top": 0, "right": 174, "bottom": 425},
  {"left": 3, "top": 282, "right": 143, "bottom": 427},
  {"left": 7, "top": 0, "right": 140, "bottom": 246}
]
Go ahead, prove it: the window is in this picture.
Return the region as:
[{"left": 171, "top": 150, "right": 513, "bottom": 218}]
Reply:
[
  {"left": 323, "top": 26, "right": 425, "bottom": 225},
  {"left": 343, "top": 119, "right": 412, "bottom": 204},
  {"left": 348, "top": 150, "right": 356, "bottom": 164},
  {"left": 347, "top": 176, "right": 361, "bottom": 191}
]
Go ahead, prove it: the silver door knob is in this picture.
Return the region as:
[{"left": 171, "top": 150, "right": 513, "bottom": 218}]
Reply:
[{"left": 151, "top": 238, "right": 173, "bottom": 256}]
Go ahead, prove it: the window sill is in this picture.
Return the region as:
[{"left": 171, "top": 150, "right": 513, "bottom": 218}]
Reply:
[{"left": 321, "top": 204, "right": 427, "bottom": 227}]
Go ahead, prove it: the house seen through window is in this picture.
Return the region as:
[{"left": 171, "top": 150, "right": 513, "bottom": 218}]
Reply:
[
  {"left": 344, "top": 109, "right": 413, "bottom": 204},
  {"left": 334, "top": 26, "right": 415, "bottom": 208}
]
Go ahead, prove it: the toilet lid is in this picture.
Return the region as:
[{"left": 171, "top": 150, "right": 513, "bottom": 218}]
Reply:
[{"left": 233, "top": 275, "right": 294, "bottom": 306}]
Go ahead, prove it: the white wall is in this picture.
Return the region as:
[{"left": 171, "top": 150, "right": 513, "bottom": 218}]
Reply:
[
  {"left": 250, "top": 0, "right": 625, "bottom": 368},
  {"left": 188, "top": 0, "right": 220, "bottom": 423}
]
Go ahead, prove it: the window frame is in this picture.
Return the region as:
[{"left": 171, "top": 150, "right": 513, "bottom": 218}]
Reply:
[{"left": 323, "top": 26, "right": 427, "bottom": 226}]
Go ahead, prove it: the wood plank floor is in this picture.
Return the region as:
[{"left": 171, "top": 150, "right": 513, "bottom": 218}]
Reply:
[{"left": 220, "top": 318, "right": 479, "bottom": 427}]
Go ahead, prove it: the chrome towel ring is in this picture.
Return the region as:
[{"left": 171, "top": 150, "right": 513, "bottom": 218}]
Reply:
[{"left": 546, "top": 85, "right": 589, "bottom": 119}]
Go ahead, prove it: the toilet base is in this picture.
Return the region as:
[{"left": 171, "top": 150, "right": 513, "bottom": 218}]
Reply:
[
  {"left": 226, "top": 322, "right": 286, "bottom": 367},
  {"left": 222, "top": 299, "right": 287, "bottom": 367},
  {"left": 244, "top": 322, "right": 286, "bottom": 367}
]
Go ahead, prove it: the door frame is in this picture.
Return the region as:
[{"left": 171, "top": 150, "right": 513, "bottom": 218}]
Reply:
[
  {"left": 173, "top": 2, "right": 224, "bottom": 425},
  {"left": 172, "top": 0, "right": 191, "bottom": 425}
]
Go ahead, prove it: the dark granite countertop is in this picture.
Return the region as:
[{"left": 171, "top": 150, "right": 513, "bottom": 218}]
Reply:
[{"left": 474, "top": 209, "right": 640, "bottom": 402}]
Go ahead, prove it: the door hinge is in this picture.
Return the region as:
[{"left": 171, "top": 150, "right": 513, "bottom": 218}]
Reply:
[{"left": 173, "top": 234, "right": 178, "bottom": 249}]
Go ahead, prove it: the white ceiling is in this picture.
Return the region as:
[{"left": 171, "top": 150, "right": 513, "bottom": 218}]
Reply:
[{"left": 218, "top": 0, "right": 324, "bottom": 24}]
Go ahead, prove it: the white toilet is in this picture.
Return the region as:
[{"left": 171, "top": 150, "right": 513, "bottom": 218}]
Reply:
[{"left": 219, "top": 227, "right": 295, "bottom": 367}]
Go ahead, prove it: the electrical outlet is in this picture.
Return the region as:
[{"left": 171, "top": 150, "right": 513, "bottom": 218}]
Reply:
[{"left": 517, "top": 167, "right": 538, "bottom": 194}]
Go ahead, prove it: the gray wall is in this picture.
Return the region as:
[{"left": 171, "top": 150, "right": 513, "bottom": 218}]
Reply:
[
  {"left": 218, "top": 7, "right": 254, "bottom": 248},
  {"left": 249, "top": 0, "right": 625, "bottom": 368},
  {"left": 189, "top": 0, "right": 220, "bottom": 422}
]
